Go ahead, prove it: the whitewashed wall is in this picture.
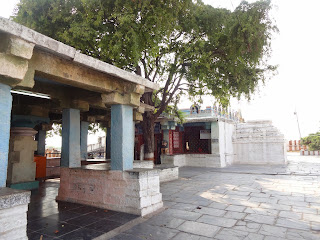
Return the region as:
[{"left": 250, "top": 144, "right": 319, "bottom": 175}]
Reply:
[{"left": 233, "top": 120, "right": 287, "bottom": 165}]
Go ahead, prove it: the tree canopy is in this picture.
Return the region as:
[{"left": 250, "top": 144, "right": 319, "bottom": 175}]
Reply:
[
  {"left": 14, "top": 0, "right": 278, "bottom": 157},
  {"left": 301, "top": 132, "right": 320, "bottom": 151}
]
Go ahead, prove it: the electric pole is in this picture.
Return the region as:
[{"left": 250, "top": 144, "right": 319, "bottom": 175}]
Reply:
[{"left": 294, "top": 110, "right": 302, "bottom": 140}]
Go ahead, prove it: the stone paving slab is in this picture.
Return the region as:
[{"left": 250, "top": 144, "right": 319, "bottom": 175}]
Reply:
[{"left": 110, "top": 153, "right": 320, "bottom": 239}]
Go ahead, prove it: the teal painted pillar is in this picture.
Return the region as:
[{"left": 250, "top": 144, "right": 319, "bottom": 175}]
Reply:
[
  {"left": 36, "top": 130, "right": 46, "bottom": 156},
  {"left": 0, "top": 83, "right": 12, "bottom": 187},
  {"left": 106, "top": 127, "right": 111, "bottom": 159},
  {"left": 61, "top": 109, "right": 81, "bottom": 168},
  {"left": 111, "top": 105, "right": 134, "bottom": 170},
  {"left": 80, "top": 121, "right": 89, "bottom": 160}
]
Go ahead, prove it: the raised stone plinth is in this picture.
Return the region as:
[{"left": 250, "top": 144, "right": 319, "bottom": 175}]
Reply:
[
  {"left": 161, "top": 154, "right": 221, "bottom": 168},
  {"left": 57, "top": 167, "right": 163, "bottom": 216},
  {"left": 154, "top": 165, "right": 179, "bottom": 183},
  {"left": 0, "top": 188, "right": 30, "bottom": 240},
  {"left": 133, "top": 160, "right": 154, "bottom": 169},
  {"left": 233, "top": 120, "right": 287, "bottom": 164}
]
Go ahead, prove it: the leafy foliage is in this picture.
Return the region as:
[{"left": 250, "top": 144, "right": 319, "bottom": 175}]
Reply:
[
  {"left": 46, "top": 123, "right": 103, "bottom": 137},
  {"left": 301, "top": 132, "right": 320, "bottom": 151},
  {"left": 14, "top": 0, "right": 278, "bottom": 153},
  {"left": 14, "top": 0, "right": 277, "bottom": 107},
  {"left": 46, "top": 123, "right": 62, "bottom": 138}
]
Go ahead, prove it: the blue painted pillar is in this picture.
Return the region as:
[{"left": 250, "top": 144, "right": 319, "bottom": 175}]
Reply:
[
  {"left": 106, "top": 127, "right": 111, "bottom": 159},
  {"left": 0, "top": 83, "right": 12, "bottom": 187},
  {"left": 80, "top": 121, "right": 89, "bottom": 160},
  {"left": 36, "top": 130, "right": 46, "bottom": 156},
  {"left": 61, "top": 109, "right": 81, "bottom": 168},
  {"left": 111, "top": 105, "right": 134, "bottom": 170}
]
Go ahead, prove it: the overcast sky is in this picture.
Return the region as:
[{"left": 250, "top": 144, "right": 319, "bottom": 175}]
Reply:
[{"left": 1, "top": 0, "right": 319, "bottom": 144}]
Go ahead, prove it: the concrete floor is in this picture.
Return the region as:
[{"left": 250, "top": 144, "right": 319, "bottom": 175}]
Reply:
[
  {"left": 27, "top": 153, "right": 320, "bottom": 239},
  {"left": 111, "top": 153, "right": 320, "bottom": 240}
]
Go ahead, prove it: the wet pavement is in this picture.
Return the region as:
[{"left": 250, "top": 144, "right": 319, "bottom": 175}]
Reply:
[
  {"left": 111, "top": 153, "right": 320, "bottom": 240},
  {"left": 27, "top": 179, "right": 138, "bottom": 240}
]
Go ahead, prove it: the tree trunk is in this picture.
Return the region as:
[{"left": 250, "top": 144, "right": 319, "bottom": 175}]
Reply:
[{"left": 141, "top": 111, "right": 155, "bottom": 161}]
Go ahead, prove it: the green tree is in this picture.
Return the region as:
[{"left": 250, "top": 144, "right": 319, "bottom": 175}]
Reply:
[
  {"left": 46, "top": 123, "right": 103, "bottom": 138},
  {"left": 301, "top": 132, "right": 320, "bottom": 151},
  {"left": 14, "top": 0, "right": 277, "bottom": 160}
]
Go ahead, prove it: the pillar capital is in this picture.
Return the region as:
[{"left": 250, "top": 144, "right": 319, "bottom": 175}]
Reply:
[
  {"left": 123, "top": 83, "right": 145, "bottom": 95},
  {"left": 41, "top": 123, "right": 53, "bottom": 131},
  {"left": 0, "top": 33, "right": 35, "bottom": 87},
  {"left": 10, "top": 127, "right": 38, "bottom": 137},
  {"left": 59, "top": 99, "right": 90, "bottom": 112},
  {"left": 71, "top": 99, "right": 89, "bottom": 112},
  {"left": 135, "top": 105, "right": 145, "bottom": 114},
  {"left": 133, "top": 110, "right": 143, "bottom": 122},
  {"left": 0, "top": 33, "right": 35, "bottom": 60},
  {"left": 102, "top": 92, "right": 140, "bottom": 107},
  {"left": 11, "top": 114, "right": 50, "bottom": 128}
]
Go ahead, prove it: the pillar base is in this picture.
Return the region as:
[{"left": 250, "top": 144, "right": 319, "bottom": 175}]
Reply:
[
  {"left": 57, "top": 167, "right": 163, "bottom": 216},
  {"left": 0, "top": 187, "right": 30, "bottom": 240},
  {"left": 9, "top": 180, "right": 39, "bottom": 190}
]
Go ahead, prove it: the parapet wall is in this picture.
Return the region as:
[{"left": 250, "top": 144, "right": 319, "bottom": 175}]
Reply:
[{"left": 233, "top": 120, "right": 287, "bottom": 164}]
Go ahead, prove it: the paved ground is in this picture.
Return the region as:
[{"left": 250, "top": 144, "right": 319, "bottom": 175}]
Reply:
[
  {"left": 111, "top": 153, "right": 320, "bottom": 240},
  {"left": 27, "top": 180, "right": 139, "bottom": 239}
]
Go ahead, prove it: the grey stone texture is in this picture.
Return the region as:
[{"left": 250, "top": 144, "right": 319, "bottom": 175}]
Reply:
[
  {"left": 0, "top": 17, "right": 158, "bottom": 91},
  {"left": 0, "top": 188, "right": 30, "bottom": 240},
  {"left": 0, "top": 187, "right": 30, "bottom": 209},
  {"left": 111, "top": 153, "right": 320, "bottom": 240}
]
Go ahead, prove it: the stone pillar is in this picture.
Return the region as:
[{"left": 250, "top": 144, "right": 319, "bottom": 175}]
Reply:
[
  {"left": 205, "top": 122, "right": 211, "bottom": 154},
  {"left": 211, "top": 121, "right": 220, "bottom": 155},
  {"left": 162, "top": 129, "right": 170, "bottom": 155},
  {"left": 8, "top": 116, "right": 49, "bottom": 190},
  {"left": 0, "top": 83, "right": 12, "bottom": 187},
  {"left": 80, "top": 121, "right": 89, "bottom": 160},
  {"left": 106, "top": 127, "right": 111, "bottom": 159},
  {"left": 36, "top": 129, "right": 46, "bottom": 156},
  {"left": 161, "top": 121, "right": 176, "bottom": 156},
  {"left": 7, "top": 127, "right": 38, "bottom": 189},
  {"left": 0, "top": 33, "right": 35, "bottom": 239},
  {"left": 61, "top": 108, "right": 81, "bottom": 168},
  {"left": 111, "top": 105, "right": 134, "bottom": 171}
]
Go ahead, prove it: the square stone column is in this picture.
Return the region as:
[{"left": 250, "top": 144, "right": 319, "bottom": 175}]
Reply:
[
  {"left": 61, "top": 109, "right": 81, "bottom": 168},
  {"left": 211, "top": 121, "right": 220, "bottom": 154},
  {"left": 162, "top": 129, "right": 170, "bottom": 155},
  {"left": 111, "top": 105, "right": 134, "bottom": 170},
  {"left": 36, "top": 129, "right": 46, "bottom": 156},
  {"left": 7, "top": 127, "right": 38, "bottom": 189},
  {"left": 80, "top": 121, "right": 89, "bottom": 160},
  {"left": 0, "top": 83, "right": 12, "bottom": 187},
  {"left": 106, "top": 127, "right": 111, "bottom": 159}
]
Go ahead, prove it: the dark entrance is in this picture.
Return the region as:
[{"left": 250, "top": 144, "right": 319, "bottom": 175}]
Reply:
[{"left": 184, "top": 126, "right": 210, "bottom": 153}]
